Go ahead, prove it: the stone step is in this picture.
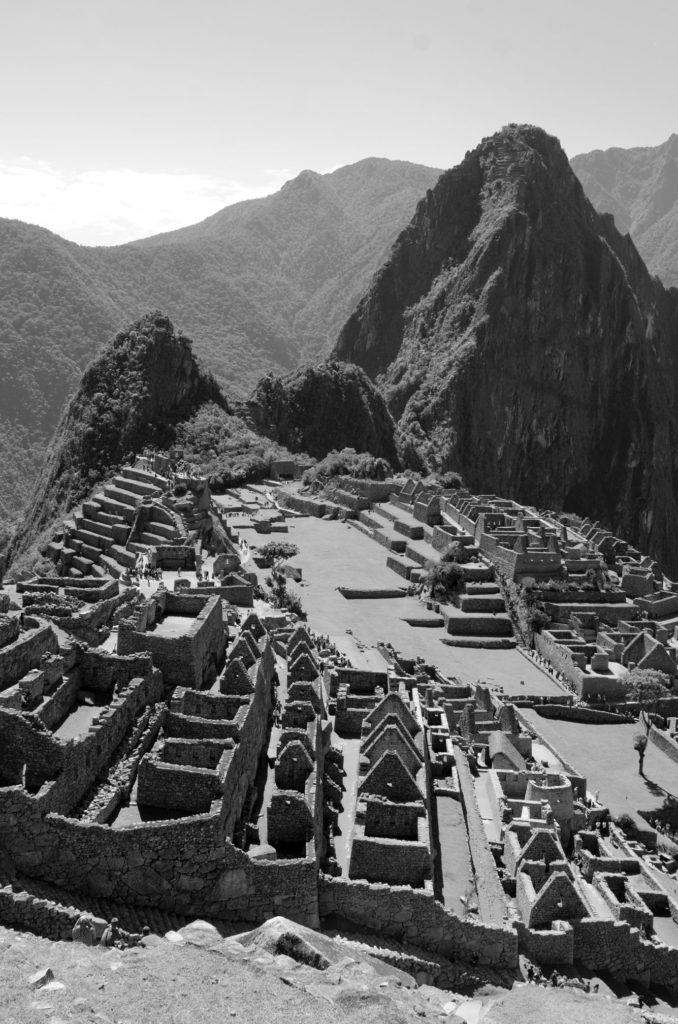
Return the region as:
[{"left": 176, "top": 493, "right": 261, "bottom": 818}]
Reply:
[
  {"left": 110, "top": 544, "right": 138, "bottom": 568},
  {"left": 112, "top": 474, "right": 160, "bottom": 499},
  {"left": 103, "top": 484, "right": 142, "bottom": 509}
]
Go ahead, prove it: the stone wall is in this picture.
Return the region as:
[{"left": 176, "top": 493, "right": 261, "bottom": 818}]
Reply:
[
  {"left": 318, "top": 875, "right": 518, "bottom": 969},
  {"left": 0, "top": 783, "right": 319, "bottom": 926},
  {"left": 454, "top": 745, "right": 509, "bottom": 925},
  {"left": 137, "top": 755, "right": 219, "bottom": 812},
  {"left": 648, "top": 721, "right": 678, "bottom": 765},
  {"left": 35, "top": 674, "right": 80, "bottom": 731},
  {"left": 118, "top": 594, "right": 225, "bottom": 689},
  {"left": 0, "top": 621, "right": 58, "bottom": 691}
]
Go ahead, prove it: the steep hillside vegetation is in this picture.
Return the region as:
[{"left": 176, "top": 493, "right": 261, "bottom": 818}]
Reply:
[
  {"left": 0, "top": 158, "right": 439, "bottom": 521},
  {"left": 246, "top": 361, "right": 398, "bottom": 464},
  {"left": 572, "top": 134, "right": 678, "bottom": 287},
  {"left": 334, "top": 125, "right": 678, "bottom": 574},
  {"left": 11, "top": 312, "right": 224, "bottom": 560}
]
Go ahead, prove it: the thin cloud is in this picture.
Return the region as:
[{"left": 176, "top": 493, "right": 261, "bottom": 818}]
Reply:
[{"left": 0, "top": 159, "right": 289, "bottom": 246}]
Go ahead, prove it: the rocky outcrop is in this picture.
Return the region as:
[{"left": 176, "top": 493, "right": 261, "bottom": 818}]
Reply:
[
  {"left": 246, "top": 362, "right": 399, "bottom": 465},
  {"left": 333, "top": 125, "right": 678, "bottom": 574},
  {"left": 12, "top": 311, "right": 225, "bottom": 556}
]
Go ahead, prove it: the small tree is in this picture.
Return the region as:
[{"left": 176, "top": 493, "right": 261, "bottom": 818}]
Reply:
[
  {"left": 622, "top": 668, "right": 671, "bottom": 732},
  {"left": 258, "top": 541, "right": 299, "bottom": 568},
  {"left": 425, "top": 560, "right": 464, "bottom": 602},
  {"left": 634, "top": 733, "right": 648, "bottom": 775},
  {"left": 442, "top": 541, "right": 471, "bottom": 565}
]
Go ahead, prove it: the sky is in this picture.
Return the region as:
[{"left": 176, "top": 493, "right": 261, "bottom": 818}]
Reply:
[{"left": 1, "top": 0, "right": 676, "bottom": 245}]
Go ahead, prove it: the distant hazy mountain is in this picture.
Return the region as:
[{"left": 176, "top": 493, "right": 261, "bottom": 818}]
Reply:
[
  {"left": 571, "top": 134, "right": 678, "bottom": 288},
  {"left": 334, "top": 125, "right": 678, "bottom": 574},
  {"left": 0, "top": 157, "right": 440, "bottom": 520}
]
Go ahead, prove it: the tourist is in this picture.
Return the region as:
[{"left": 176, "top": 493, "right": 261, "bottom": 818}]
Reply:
[
  {"left": 100, "top": 917, "right": 122, "bottom": 948},
  {"left": 72, "top": 913, "right": 95, "bottom": 946}
]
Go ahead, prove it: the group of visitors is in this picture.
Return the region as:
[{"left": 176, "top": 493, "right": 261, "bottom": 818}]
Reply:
[
  {"left": 525, "top": 964, "right": 599, "bottom": 993},
  {"left": 72, "top": 913, "right": 151, "bottom": 949}
]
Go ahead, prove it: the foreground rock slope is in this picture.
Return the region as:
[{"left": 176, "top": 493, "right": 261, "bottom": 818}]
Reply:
[{"left": 333, "top": 124, "right": 678, "bottom": 574}]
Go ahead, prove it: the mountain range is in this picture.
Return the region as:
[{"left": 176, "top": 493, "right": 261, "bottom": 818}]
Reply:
[
  {"left": 572, "top": 134, "right": 678, "bottom": 288},
  {"left": 5, "top": 128, "right": 678, "bottom": 575},
  {"left": 0, "top": 157, "right": 440, "bottom": 520}
]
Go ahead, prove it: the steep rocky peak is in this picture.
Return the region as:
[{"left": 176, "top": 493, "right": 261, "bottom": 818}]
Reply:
[{"left": 331, "top": 123, "right": 678, "bottom": 574}]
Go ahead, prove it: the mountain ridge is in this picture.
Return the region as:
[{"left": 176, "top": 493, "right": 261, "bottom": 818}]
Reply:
[{"left": 572, "top": 133, "right": 678, "bottom": 288}]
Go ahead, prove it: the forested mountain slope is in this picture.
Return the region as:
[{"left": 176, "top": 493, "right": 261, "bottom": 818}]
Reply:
[{"left": 0, "top": 157, "right": 440, "bottom": 520}]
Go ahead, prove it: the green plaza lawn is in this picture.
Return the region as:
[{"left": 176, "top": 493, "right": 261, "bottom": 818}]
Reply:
[
  {"left": 268, "top": 517, "right": 565, "bottom": 698},
  {"left": 521, "top": 708, "right": 678, "bottom": 827}
]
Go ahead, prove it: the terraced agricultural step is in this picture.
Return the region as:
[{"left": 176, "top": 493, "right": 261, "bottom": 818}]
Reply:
[
  {"left": 393, "top": 520, "right": 425, "bottom": 541},
  {"left": 139, "top": 530, "right": 172, "bottom": 546},
  {"left": 121, "top": 466, "right": 169, "bottom": 488},
  {"left": 127, "top": 541, "right": 150, "bottom": 554},
  {"left": 99, "top": 555, "right": 123, "bottom": 578},
  {"left": 72, "top": 527, "right": 113, "bottom": 552},
  {"left": 404, "top": 545, "right": 430, "bottom": 567},
  {"left": 78, "top": 517, "right": 116, "bottom": 540},
  {"left": 371, "top": 505, "right": 399, "bottom": 524},
  {"left": 443, "top": 608, "right": 513, "bottom": 637},
  {"left": 71, "top": 555, "right": 95, "bottom": 574},
  {"left": 110, "top": 544, "right": 138, "bottom": 568},
  {"left": 93, "top": 492, "right": 136, "bottom": 521},
  {"left": 386, "top": 554, "right": 421, "bottom": 580},
  {"left": 112, "top": 474, "right": 160, "bottom": 498},
  {"left": 465, "top": 582, "right": 501, "bottom": 595},
  {"left": 372, "top": 530, "right": 407, "bottom": 554},
  {"left": 143, "top": 519, "right": 177, "bottom": 541},
  {"left": 458, "top": 595, "right": 506, "bottom": 613},
  {"left": 103, "top": 484, "right": 142, "bottom": 509}
]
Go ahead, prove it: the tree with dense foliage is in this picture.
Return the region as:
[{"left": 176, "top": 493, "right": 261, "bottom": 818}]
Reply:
[
  {"left": 258, "top": 542, "right": 299, "bottom": 568},
  {"left": 441, "top": 542, "right": 472, "bottom": 565},
  {"left": 622, "top": 668, "right": 671, "bottom": 731},
  {"left": 425, "top": 560, "right": 464, "bottom": 602}
]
